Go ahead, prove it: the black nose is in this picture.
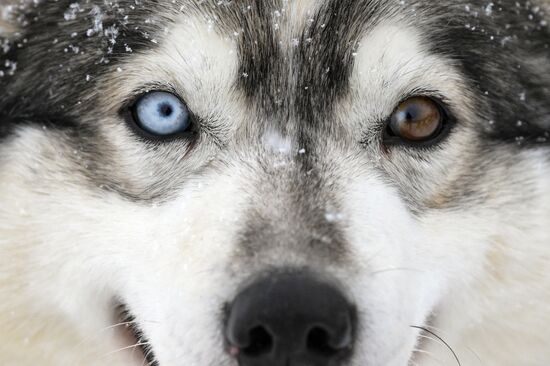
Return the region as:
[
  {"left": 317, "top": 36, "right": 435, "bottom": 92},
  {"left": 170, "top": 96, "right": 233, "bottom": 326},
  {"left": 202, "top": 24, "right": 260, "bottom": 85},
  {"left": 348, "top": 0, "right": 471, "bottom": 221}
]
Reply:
[{"left": 225, "top": 271, "right": 356, "bottom": 366}]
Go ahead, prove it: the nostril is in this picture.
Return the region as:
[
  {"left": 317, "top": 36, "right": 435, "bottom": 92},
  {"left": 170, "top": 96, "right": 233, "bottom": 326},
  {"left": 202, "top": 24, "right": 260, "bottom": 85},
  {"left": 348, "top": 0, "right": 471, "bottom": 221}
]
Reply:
[
  {"left": 306, "top": 326, "right": 340, "bottom": 357},
  {"left": 242, "top": 326, "right": 274, "bottom": 357}
]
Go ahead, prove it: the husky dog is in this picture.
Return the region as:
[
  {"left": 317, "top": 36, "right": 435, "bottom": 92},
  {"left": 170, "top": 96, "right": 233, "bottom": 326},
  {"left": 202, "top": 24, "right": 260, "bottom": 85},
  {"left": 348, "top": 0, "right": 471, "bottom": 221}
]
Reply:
[{"left": 1, "top": 0, "right": 549, "bottom": 365}]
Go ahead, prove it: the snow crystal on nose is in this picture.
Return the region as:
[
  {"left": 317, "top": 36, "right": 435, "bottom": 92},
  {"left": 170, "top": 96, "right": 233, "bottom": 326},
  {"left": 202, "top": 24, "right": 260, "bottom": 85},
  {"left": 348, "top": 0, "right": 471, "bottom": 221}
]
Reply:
[{"left": 262, "top": 129, "right": 292, "bottom": 155}]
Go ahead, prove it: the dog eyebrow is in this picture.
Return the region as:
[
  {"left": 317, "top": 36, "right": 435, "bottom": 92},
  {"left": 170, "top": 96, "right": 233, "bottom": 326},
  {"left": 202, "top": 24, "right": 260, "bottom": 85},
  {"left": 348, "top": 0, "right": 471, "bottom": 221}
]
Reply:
[{"left": 177, "top": 0, "right": 383, "bottom": 128}]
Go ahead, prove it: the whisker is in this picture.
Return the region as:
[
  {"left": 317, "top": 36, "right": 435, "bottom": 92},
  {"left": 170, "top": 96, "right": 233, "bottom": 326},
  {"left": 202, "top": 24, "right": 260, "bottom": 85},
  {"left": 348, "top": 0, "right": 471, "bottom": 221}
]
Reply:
[
  {"left": 103, "top": 341, "right": 151, "bottom": 357},
  {"left": 417, "top": 334, "right": 443, "bottom": 343},
  {"left": 130, "top": 336, "right": 144, "bottom": 359},
  {"left": 411, "top": 325, "right": 462, "bottom": 366},
  {"left": 411, "top": 348, "right": 445, "bottom": 366},
  {"left": 141, "top": 345, "right": 159, "bottom": 366},
  {"left": 69, "top": 320, "right": 140, "bottom": 355},
  {"left": 417, "top": 324, "right": 483, "bottom": 364},
  {"left": 104, "top": 320, "right": 139, "bottom": 331}
]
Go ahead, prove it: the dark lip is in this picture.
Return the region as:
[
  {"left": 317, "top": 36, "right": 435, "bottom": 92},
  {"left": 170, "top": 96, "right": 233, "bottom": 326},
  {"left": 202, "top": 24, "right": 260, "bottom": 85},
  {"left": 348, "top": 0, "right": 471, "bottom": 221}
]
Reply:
[
  {"left": 117, "top": 304, "right": 159, "bottom": 366},
  {"left": 119, "top": 304, "right": 428, "bottom": 366}
]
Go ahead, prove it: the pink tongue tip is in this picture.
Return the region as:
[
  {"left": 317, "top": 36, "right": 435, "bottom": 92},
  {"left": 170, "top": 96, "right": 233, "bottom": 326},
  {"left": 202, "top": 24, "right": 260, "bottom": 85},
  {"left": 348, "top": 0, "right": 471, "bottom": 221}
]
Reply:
[{"left": 229, "top": 346, "right": 240, "bottom": 357}]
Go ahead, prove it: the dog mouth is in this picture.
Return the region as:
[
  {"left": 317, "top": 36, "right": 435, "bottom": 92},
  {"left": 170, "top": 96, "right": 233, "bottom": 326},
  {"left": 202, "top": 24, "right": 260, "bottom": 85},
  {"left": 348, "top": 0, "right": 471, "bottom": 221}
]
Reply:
[
  {"left": 113, "top": 304, "right": 443, "bottom": 366},
  {"left": 116, "top": 304, "right": 158, "bottom": 366}
]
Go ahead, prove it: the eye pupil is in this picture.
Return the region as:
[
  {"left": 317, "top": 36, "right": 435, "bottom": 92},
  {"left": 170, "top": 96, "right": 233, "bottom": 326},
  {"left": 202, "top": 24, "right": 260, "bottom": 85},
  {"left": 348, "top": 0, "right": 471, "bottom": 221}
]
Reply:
[{"left": 159, "top": 103, "right": 173, "bottom": 117}]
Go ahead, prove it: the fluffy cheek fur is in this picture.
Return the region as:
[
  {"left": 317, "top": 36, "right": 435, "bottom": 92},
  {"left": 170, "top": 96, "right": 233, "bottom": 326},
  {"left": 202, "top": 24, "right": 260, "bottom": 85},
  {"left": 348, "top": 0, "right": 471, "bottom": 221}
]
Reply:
[
  {"left": 0, "top": 126, "right": 247, "bottom": 366},
  {"left": 339, "top": 147, "right": 550, "bottom": 365},
  {"left": 399, "top": 151, "right": 550, "bottom": 365}
]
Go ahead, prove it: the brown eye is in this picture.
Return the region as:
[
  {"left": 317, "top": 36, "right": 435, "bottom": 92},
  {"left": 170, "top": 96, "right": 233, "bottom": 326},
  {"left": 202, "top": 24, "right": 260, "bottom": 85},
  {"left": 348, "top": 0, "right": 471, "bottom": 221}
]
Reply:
[{"left": 385, "top": 97, "right": 446, "bottom": 144}]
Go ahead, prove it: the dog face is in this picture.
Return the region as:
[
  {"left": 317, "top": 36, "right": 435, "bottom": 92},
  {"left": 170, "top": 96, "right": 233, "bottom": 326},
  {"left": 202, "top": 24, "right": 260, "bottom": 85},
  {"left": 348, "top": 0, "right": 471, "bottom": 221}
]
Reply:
[{"left": 1, "top": 1, "right": 549, "bottom": 365}]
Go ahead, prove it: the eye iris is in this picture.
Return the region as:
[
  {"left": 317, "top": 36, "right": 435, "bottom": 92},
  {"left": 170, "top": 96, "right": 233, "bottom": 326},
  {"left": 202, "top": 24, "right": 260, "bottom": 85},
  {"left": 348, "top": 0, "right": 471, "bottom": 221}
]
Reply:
[
  {"left": 389, "top": 97, "right": 443, "bottom": 142},
  {"left": 133, "top": 92, "right": 191, "bottom": 136}
]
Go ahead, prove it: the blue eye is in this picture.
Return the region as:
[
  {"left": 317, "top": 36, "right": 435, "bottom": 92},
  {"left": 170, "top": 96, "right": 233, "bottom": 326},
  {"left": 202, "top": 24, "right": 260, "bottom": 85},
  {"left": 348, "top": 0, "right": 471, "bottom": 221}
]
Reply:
[{"left": 132, "top": 91, "right": 191, "bottom": 136}]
